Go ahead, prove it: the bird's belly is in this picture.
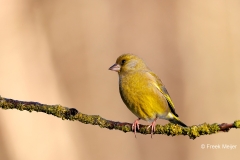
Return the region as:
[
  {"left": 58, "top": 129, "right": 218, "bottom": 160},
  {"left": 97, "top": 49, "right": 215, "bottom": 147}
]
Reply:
[{"left": 120, "top": 86, "right": 169, "bottom": 121}]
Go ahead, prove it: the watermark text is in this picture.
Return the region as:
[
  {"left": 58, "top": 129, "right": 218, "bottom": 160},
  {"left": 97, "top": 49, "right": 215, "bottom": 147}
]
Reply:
[{"left": 201, "top": 144, "right": 237, "bottom": 150}]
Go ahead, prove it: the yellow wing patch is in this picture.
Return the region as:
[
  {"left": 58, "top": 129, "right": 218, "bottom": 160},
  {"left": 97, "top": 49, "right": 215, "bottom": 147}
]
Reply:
[{"left": 146, "top": 71, "right": 179, "bottom": 117}]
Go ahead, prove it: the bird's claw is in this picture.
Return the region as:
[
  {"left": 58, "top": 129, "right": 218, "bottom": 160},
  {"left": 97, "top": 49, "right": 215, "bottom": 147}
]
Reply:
[
  {"left": 132, "top": 118, "right": 140, "bottom": 138},
  {"left": 147, "top": 118, "right": 157, "bottom": 138}
]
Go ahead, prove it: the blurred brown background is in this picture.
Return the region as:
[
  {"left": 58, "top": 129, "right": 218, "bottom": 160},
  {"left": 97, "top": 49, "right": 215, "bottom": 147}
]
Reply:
[{"left": 0, "top": 0, "right": 240, "bottom": 160}]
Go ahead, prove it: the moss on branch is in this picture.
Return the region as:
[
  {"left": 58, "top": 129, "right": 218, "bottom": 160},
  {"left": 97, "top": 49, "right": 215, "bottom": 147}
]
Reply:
[{"left": 0, "top": 96, "right": 239, "bottom": 139}]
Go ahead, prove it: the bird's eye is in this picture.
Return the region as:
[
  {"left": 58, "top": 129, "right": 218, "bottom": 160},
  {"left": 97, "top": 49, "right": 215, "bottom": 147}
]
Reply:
[{"left": 121, "top": 60, "right": 126, "bottom": 65}]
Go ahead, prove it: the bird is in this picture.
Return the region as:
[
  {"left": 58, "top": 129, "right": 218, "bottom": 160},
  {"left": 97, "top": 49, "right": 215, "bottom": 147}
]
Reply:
[{"left": 109, "top": 54, "right": 187, "bottom": 137}]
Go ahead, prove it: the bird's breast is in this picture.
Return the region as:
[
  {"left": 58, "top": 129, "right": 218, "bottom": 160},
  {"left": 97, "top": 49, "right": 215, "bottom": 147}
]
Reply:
[{"left": 118, "top": 72, "right": 169, "bottom": 121}]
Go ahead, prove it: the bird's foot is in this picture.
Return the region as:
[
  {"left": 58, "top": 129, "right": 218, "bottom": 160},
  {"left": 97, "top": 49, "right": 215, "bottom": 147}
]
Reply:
[
  {"left": 147, "top": 118, "right": 158, "bottom": 138},
  {"left": 132, "top": 118, "right": 140, "bottom": 138}
]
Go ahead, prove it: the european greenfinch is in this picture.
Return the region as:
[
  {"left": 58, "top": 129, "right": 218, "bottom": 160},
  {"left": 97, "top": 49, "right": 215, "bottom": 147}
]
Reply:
[{"left": 109, "top": 54, "right": 187, "bottom": 137}]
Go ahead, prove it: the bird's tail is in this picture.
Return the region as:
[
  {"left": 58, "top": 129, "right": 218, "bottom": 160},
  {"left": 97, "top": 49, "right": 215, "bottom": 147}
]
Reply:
[{"left": 167, "top": 113, "right": 187, "bottom": 127}]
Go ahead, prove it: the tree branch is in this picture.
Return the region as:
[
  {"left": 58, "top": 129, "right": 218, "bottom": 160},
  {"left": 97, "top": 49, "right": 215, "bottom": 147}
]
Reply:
[{"left": 0, "top": 96, "right": 239, "bottom": 139}]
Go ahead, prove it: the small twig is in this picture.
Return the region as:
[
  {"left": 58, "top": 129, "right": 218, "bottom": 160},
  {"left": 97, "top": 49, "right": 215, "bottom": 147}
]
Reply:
[{"left": 0, "top": 96, "right": 239, "bottom": 139}]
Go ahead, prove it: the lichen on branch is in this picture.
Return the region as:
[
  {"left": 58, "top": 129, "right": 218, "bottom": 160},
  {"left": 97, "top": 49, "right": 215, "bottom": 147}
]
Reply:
[{"left": 0, "top": 96, "right": 239, "bottom": 139}]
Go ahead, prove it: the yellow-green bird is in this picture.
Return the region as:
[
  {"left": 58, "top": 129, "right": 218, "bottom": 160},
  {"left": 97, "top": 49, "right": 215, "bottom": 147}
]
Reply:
[{"left": 109, "top": 54, "right": 187, "bottom": 137}]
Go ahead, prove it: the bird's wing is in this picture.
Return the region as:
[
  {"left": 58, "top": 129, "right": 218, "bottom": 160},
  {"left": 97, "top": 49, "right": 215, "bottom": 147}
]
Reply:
[{"left": 147, "top": 71, "right": 179, "bottom": 117}]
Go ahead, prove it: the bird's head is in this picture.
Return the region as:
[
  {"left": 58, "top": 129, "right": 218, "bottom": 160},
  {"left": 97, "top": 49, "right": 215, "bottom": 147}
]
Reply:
[{"left": 109, "top": 54, "right": 147, "bottom": 74}]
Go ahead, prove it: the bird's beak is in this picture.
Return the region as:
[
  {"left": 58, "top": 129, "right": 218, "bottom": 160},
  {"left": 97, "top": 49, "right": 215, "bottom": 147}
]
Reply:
[{"left": 109, "top": 63, "right": 121, "bottom": 72}]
